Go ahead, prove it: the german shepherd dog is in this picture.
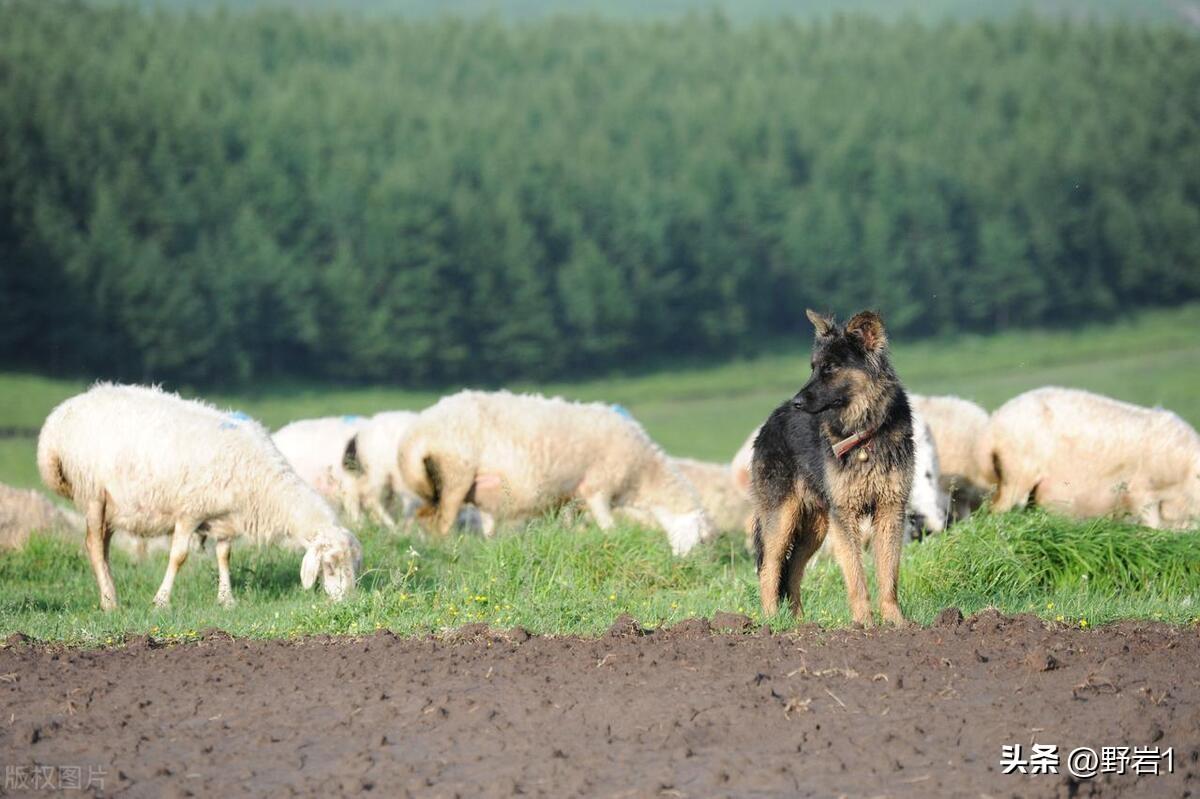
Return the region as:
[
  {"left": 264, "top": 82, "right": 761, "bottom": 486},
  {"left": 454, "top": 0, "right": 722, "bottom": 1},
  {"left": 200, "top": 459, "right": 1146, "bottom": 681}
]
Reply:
[{"left": 751, "top": 310, "right": 914, "bottom": 626}]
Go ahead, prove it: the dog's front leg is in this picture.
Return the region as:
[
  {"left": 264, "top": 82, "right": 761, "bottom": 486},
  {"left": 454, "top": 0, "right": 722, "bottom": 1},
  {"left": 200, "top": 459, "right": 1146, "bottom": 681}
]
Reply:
[
  {"left": 826, "top": 514, "right": 873, "bottom": 627},
  {"left": 871, "top": 504, "right": 908, "bottom": 626}
]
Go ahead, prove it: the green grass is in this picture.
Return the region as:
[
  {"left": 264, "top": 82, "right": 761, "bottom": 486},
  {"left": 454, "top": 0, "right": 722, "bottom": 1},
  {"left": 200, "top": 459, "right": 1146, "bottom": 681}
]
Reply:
[
  {"left": 0, "top": 510, "right": 1196, "bottom": 645},
  {"left": 1, "top": 303, "right": 1198, "bottom": 641}
]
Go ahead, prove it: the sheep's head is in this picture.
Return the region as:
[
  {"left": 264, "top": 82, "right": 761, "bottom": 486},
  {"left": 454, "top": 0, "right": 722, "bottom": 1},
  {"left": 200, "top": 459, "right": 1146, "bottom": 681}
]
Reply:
[
  {"left": 1158, "top": 459, "right": 1200, "bottom": 531},
  {"left": 301, "top": 526, "right": 363, "bottom": 601},
  {"left": 906, "top": 424, "right": 948, "bottom": 538},
  {"left": 653, "top": 508, "right": 714, "bottom": 556}
]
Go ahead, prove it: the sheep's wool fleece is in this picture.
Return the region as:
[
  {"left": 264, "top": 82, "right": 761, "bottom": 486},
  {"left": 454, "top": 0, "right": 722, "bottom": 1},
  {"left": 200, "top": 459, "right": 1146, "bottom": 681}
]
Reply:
[
  {"left": 273, "top": 416, "right": 367, "bottom": 500},
  {"left": 38, "top": 383, "right": 337, "bottom": 546},
  {"left": 0, "top": 482, "right": 80, "bottom": 550},
  {"left": 908, "top": 394, "right": 991, "bottom": 489},
  {"left": 670, "top": 457, "right": 750, "bottom": 533},
  {"left": 402, "top": 390, "right": 702, "bottom": 517},
  {"left": 355, "top": 411, "right": 418, "bottom": 489},
  {"left": 989, "top": 386, "right": 1200, "bottom": 527}
]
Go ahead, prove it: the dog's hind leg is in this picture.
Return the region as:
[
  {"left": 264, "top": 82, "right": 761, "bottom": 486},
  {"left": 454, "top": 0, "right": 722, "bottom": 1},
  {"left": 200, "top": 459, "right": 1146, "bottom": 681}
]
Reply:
[
  {"left": 755, "top": 493, "right": 800, "bottom": 618},
  {"left": 871, "top": 505, "right": 908, "bottom": 626},
  {"left": 826, "top": 514, "right": 873, "bottom": 627},
  {"left": 783, "top": 511, "right": 827, "bottom": 619}
]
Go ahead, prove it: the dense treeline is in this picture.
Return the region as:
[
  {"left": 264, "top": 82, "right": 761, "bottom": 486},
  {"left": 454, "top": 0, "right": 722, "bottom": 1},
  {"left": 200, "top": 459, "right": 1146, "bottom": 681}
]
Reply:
[{"left": 1, "top": 3, "right": 1198, "bottom": 385}]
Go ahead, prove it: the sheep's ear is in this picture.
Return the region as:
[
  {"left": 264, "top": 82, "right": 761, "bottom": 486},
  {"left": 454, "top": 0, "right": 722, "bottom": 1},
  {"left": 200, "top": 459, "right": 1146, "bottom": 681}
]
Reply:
[
  {"left": 300, "top": 547, "right": 321, "bottom": 589},
  {"left": 845, "top": 310, "right": 887, "bottom": 352},
  {"left": 805, "top": 309, "right": 835, "bottom": 338}
]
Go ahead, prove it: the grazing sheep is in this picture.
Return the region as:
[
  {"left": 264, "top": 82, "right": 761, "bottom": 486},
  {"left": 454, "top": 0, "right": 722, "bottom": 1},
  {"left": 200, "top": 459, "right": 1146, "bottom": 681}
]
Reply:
[
  {"left": 905, "top": 405, "right": 949, "bottom": 540},
  {"left": 272, "top": 415, "right": 367, "bottom": 516},
  {"left": 341, "top": 410, "right": 420, "bottom": 528},
  {"left": 670, "top": 457, "right": 752, "bottom": 535},
  {"left": 340, "top": 410, "right": 495, "bottom": 534},
  {"left": 398, "top": 390, "right": 714, "bottom": 554},
  {"left": 37, "top": 384, "right": 363, "bottom": 611},
  {"left": 985, "top": 387, "right": 1200, "bottom": 529},
  {"left": 909, "top": 394, "right": 994, "bottom": 520},
  {"left": 0, "top": 482, "right": 82, "bottom": 551}
]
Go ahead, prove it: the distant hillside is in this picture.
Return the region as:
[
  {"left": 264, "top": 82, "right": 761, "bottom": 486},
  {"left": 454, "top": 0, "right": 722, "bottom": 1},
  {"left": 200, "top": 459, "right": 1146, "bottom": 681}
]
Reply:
[{"left": 102, "top": 0, "right": 1197, "bottom": 26}]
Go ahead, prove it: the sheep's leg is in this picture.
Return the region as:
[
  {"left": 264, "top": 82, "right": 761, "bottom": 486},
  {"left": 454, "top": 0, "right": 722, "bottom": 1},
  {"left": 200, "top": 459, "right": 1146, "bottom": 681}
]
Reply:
[
  {"left": 153, "top": 520, "right": 195, "bottom": 608},
  {"left": 85, "top": 495, "right": 118, "bottom": 612},
  {"left": 432, "top": 475, "right": 475, "bottom": 537},
  {"left": 826, "top": 515, "right": 873, "bottom": 627},
  {"left": 871, "top": 506, "right": 907, "bottom": 626},
  {"left": 991, "top": 461, "right": 1037, "bottom": 513},
  {"left": 584, "top": 492, "right": 615, "bottom": 530},
  {"left": 216, "top": 539, "right": 235, "bottom": 608},
  {"left": 364, "top": 494, "right": 397, "bottom": 530},
  {"left": 341, "top": 487, "right": 364, "bottom": 526}
]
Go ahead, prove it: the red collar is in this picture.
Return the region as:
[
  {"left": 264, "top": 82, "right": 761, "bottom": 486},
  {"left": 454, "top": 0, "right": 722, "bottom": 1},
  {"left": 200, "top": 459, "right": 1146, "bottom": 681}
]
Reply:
[{"left": 831, "top": 426, "right": 879, "bottom": 459}]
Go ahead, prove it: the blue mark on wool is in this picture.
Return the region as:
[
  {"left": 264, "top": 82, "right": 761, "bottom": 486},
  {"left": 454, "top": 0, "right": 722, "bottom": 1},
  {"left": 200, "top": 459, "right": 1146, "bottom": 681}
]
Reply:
[
  {"left": 221, "top": 410, "right": 252, "bottom": 429},
  {"left": 610, "top": 404, "right": 633, "bottom": 420},
  {"left": 341, "top": 415, "right": 362, "bottom": 423}
]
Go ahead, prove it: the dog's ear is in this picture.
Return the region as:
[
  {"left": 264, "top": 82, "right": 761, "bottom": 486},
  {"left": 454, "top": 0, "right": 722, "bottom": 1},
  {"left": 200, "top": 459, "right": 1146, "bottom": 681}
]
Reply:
[
  {"left": 845, "top": 310, "right": 887, "bottom": 352},
  {"left": 805, "top": 309, "right": 835, "bottom": 338}
]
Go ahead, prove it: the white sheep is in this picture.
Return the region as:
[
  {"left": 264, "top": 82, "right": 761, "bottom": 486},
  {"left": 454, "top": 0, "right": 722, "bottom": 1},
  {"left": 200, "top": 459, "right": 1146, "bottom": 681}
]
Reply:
[
  {"left": 37, "top": 383, "right": 363, "bottom": 611},
  {"left": 398, "top": 390, "right": 714, "bottom": 554},
  {"left": 984, "top": 387, "right": 1200, "bottom": 529},
  {"left": 0, "top": 482, "right": 82, "bottom": 551},
  {"left": 906, "top": 404, "right": 949, "bottom": 540},
  {"left": 341, "top": 410, "right": 421, "bottom": 528},
  {"left": 731, "top": 426, "right": 758, "bottom": 497},
  {"left": 908, "top": 394, "right": 994, "bottom": 520},
  {"left": 272, "top": 415, "right": 367, "bottom": 518},
  {"left": 670, "top": 457, "right": 752, "bottom": 535}
]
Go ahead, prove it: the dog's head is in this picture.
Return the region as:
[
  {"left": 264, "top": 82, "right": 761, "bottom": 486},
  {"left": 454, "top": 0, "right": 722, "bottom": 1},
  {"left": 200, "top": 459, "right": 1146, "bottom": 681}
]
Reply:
[{"left": 791, "top": 309, "right": 890, "bottom": 415}]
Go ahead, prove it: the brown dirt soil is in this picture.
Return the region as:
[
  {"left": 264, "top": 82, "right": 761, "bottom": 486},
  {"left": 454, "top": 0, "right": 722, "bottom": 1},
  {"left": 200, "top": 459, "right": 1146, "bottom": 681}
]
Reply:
[{"left": 1, "top": 611, "right": 1198, "bottom": 798}]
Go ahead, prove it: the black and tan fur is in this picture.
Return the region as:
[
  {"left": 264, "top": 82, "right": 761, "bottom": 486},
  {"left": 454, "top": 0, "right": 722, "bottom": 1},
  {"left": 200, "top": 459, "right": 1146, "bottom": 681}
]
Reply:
[{"left": 751, "top": 310, "right": 914, "bottom": 626}]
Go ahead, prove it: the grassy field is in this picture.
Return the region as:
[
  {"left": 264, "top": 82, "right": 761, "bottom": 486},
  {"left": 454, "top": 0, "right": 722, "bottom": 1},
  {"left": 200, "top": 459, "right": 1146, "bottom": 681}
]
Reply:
[
  {"left": 1, "top": 510, "right": 1197, "bottom": 644},
  {"left": 1, "top": 304, "right": 1198, "bottom": 642}
]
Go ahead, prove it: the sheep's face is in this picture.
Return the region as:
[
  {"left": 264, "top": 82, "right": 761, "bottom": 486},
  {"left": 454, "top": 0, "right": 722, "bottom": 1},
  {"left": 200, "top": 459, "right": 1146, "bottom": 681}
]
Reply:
[
  {"left": 301, "top": 527, "right": 363, "bottom": 601},
  {"left": 654, "top": 508, "right": 713, "bottom": 556},
  {"left": 907, "top": 433, "right": 948, "bottom": 538},
  {"left": 1159, "top": 467, "right": 1200, "bottom": 531}
]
